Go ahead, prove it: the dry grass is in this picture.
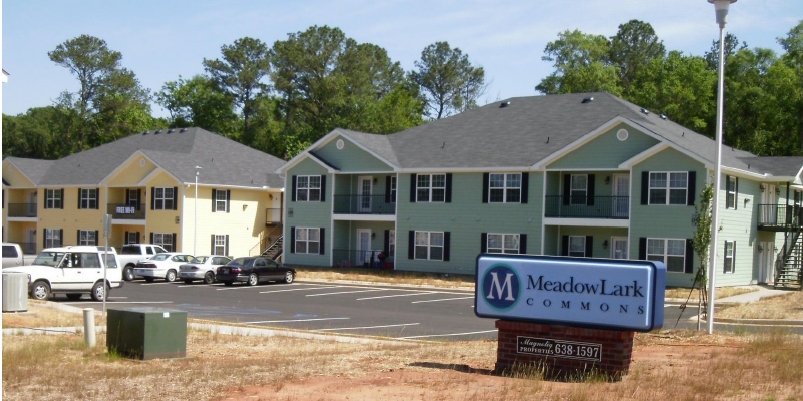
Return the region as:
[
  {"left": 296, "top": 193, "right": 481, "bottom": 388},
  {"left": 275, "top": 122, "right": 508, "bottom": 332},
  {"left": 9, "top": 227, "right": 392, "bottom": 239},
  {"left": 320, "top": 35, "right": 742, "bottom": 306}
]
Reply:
[
  {"left": 718, "top": 290, "right": 803, "bottom": 320},
  {"left": 295, "top": 266, "right": 475, "bottom": 289},
  {"left": 2, "top": 300, "right": 107, "bottom": 328},
  {"left": 664, "top": 286, "right": 756, "bottom": 300}
]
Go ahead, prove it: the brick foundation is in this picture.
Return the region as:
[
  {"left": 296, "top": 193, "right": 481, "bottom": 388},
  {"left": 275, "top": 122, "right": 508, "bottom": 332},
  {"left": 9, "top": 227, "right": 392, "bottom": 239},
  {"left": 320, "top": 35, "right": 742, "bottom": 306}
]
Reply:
[{"left": 495, "top": 320, "right": 634, "bottom": 380}]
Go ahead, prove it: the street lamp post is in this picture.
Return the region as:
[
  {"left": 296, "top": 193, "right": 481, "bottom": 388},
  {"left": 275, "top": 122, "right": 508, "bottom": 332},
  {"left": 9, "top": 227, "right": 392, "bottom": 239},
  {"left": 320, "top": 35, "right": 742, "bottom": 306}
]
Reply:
[
  {"left": 195, "top": 166, "right": 202, "bottom": 256},
  {"left": 706, "top": 0, "right": 736, "bottom": 335}
]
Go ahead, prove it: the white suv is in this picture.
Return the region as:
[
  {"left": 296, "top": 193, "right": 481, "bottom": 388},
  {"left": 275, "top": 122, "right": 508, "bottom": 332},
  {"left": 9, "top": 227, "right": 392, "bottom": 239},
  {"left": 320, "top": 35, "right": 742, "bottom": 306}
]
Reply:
[{"left": 4, "top": 246, "right": 123, "bottom": 301}]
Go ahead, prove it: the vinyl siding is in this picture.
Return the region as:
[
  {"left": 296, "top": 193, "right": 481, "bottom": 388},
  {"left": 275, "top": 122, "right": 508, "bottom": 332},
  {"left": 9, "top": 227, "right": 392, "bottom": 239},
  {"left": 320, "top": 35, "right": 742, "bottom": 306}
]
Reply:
[
  {"left": 315, "top": 135, "right": 394, "bottom": 172},
  {"left": 547, "top": 123, "right": 660, "bottom": 170},
  {"left": 284, "top": 158, "right": 332, "bottom": 266},
  {"left": 716, "top": 176, "right": 759, "bottom": 286},
  {"left": 144, "top": 171, "right": 182, "bottom": 250},
  {"left": 105, "top": 156, "right": 157, "bottom": 186}
]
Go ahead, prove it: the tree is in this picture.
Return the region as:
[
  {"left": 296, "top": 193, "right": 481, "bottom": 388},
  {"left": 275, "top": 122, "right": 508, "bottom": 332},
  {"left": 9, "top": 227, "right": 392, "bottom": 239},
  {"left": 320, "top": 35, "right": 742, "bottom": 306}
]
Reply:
[
  {"left": 409, "top": 41, "right": 486, "bottom": 119},
  {"left": 703, "top": 33, "right": 747, "bottom": 71},
  {"left": 203, "top": 37, "right": 271, "bottom": 144},
  {"left": 777, "top": 20, "right": 803, "bottom": 151},
  {"left": 535, "top": 29, "right": 622, "bottom": 95},
  {"left": 609, "top": 20, "right": 666, "bottom": 97},
  {"left": 48, "top": 34, "right": 152, "bottom": 153},
  {"left": 155, "top": 75, "right": 239, "bottom": 137}
]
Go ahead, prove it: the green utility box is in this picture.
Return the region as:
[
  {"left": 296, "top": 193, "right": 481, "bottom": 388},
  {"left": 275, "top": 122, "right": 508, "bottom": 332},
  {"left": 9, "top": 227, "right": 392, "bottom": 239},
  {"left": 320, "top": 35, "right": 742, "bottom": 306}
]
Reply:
[{"left": 107, "top": 308, "right": 187, "bottom": 360}]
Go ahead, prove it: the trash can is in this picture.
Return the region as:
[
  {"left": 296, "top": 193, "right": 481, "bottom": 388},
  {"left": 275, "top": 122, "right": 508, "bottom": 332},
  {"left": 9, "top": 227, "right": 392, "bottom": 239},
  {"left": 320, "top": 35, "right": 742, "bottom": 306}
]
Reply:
[
  {"left": 106, "top": 308, "right": 187, "bottom": 360},
  {"left": 2, "top": 272, "right": 28, "bottom": 313}
]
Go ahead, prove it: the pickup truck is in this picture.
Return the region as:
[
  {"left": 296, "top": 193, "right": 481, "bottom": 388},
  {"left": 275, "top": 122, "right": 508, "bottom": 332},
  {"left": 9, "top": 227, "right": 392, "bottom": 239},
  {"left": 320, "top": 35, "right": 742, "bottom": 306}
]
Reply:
[{"left": 119, "top": 244, "right": 168, "bottom": 281}]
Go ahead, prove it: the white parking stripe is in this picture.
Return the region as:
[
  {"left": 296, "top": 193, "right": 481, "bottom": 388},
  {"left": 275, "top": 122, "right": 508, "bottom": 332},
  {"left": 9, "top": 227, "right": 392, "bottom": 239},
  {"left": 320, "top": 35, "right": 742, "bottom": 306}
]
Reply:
[
  {"left": 137, "top": 282, "right": 174, "bottom": 286},
  {"left": 259, "top": 286, "right": 341, "bottom": 294},
  {"left": 306, "top": 289, "right": 388, "bottom": 297},
  {"left": 410, "top": 296, "right": 475, "bottom": 304},
  {"left": 319, "top": 323, "right": 420, "bottom": 331},
  {"left": 63, "top": 301, "right": 174, "bottom": 305},
  {"left": 243, "top": 317, "right": 350, "bottom": 324},
  {"left": 398, "top": 329, "right": 498, "bottom": 339},
  {"left": 216, "top": 285, "right": 267, "bottom": 291},
  {"left": 356, "top": 292, "right": 436, "bottom": 301}
]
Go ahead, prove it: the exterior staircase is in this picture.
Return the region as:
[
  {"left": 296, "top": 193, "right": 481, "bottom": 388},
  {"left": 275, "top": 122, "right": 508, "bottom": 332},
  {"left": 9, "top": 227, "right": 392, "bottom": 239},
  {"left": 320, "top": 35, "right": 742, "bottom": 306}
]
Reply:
[
  {"left": 775, "top": 230, "right": 802, "bottom": 289},
  {"left": 262, "top": 235, "right": 284, "bottom": 261}
]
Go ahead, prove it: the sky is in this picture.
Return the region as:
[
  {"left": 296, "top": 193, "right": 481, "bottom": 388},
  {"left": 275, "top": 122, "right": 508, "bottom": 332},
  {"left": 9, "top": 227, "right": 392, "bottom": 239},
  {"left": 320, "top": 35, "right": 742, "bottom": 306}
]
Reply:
[{"left": 1, "top": 0, "right": 801, "bottom": 119}]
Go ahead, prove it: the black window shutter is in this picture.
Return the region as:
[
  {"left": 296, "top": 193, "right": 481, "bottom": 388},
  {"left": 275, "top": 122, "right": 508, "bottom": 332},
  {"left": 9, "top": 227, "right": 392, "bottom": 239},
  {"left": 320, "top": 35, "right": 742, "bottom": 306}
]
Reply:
[
  {"left": 319, "top": 228, "right": 325, "bottom": 255},
  {"left": 173, "top": 187, "right": 179, "bottom": 210},
  {"left": 385, "top": 176, "right": 391, "bottom": 203},
  {"left": 735, "top": 177, "right": 739, "bottom": 210},
  {"left": 151, "top": 187, "right": 156, "bottom": 209},
  {"left": 211, "top": 235, "right": 215, "bottom": 254},
  {"left": 563, "top": 175, "right": 570, "bottom": 205},
  {"left": 125, "top": 189, "right": 130, "bottom": 206},
  {"left": 561, "top": 235, "right": 569, "bottom": 256},
  {"left": 520, "top": 234, "right": 527, "bottom": 254},
  {"left": 685, "top": 239, "right": 694, "bottom": 273},
  {"left": 521, "top": 173, "right": 529, "bottom": 204},
  {"left": 443, "top": 232, "right": 450, "bottom": 261},
  {"left": 43, "top": 230, "right": 46, "bottom": 248},
  {"left": 409, "top": 174, "right": 417, "bottom": 202},
  {"left": 125, "top": 231, "right": 129, "bottom": 243},
  {"left": 408, "top": 231, "right": 415, "bottom": 259},
  {"left": 136, "top": 232, "right": 140, "bottom": 244},
  {"left": 587, "top": 175, "right": 595, "bottom": 206},
  {"left": 481, "top": 233, "right": 488, "bottom": 253},
  {"left": 225, "top": 235, "right": 230, "bottom": 256},
  {"left": 212, "top": 189, "right": 217, "bottom": 212},
  {"left": 291, "top": 176, "right": 297, "bottom": 202},
  {"left": 94, "top": 188, "right": 100, "bottom": 209},
  {"left": 482, "top": 173, "right": 489, "bottom": 203},
  {"left": 320, "top": 176, "right": 326, "bottom": 202},
  {"left": 59, "top": 229, "right": 63, "bottom": 245},
  {"left": 687, "top": 171, "right": 697, "bottom": 206},
  {"left": 76, "top": 230, "right": 80, "bottom": 244},
  {"left": 639, "top": 238, "right": 647, "bottom": 260},
  {"left": 150, "top": 232, "right": 154, "bottom": 244},
  {"left": 585, "top": 236, "right": 593, "bottom": 257},
  {"left": 641, "top": 172, "right": 649, "bottom": 205},
  {"left": 445, "top": 173, "right": 452, "bottom": 203},
  {"left": 226, "top": 190, "right": 231, "bottom": 212},
  {"left": 94, "top": 231, "right": 99, "bottom": 246},
  {"left": 60, "top": 189, "right": 65, "bottom": 209},
  {"left": 136, "top": 189, "right": 141, "bottom": 210},
  {"left": 78, "top": 188, "right": 82, "bottom": 208},
  {"left": 172, "top": 233, "right": 177, "bottom": 251},
  {"left": 289, "top": 227, "right": 296, "bottom": 253},
  {"left": 383, "top": 230, "right": 390, "bottom": 254}
]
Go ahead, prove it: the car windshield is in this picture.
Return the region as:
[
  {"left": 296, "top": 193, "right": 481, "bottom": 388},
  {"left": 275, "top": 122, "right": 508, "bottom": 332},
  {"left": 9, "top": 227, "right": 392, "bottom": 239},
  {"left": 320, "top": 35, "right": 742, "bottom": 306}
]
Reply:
[
  {"left": 150, "top": 254, "right": 170, "bottom": 261},
  {"left": 121, "top": 246, "right": 142, "bottom": 255},
  {"left": 227, "top": 258, "right": 251, "bottom": 267},
  {"left": 190, "top": 256, "right": 209, "bottom": 264},
  {"left": 33, "top": 251, "right": 66, "bottom": 267}
]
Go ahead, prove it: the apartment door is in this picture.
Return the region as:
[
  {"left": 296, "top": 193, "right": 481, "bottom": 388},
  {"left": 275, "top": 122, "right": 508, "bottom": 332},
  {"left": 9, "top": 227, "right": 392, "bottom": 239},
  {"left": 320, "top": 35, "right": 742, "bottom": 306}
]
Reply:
[
  {"left": 762, "top": 184, "right": 777, "bottom": 224},
  {"left": 27, "top": 229, "right": 36, "bottom": 254},
  {"left": 28, "top": 192, "right": 37, "bottom": 217},
  {"left": 356, "top": 229, "right": 372, "bottom": 266},
  {"left": 612, "top": 175, "right": 629, "bottom": 218},
  {"left": 358, "top": 176, "right": 372, "bottom": 213},
  {"left": 611, "top": 237, "right": 628, "bottom": 259},
  {"left": 759, "top": 241, "right": 775, "bottom": 284}
]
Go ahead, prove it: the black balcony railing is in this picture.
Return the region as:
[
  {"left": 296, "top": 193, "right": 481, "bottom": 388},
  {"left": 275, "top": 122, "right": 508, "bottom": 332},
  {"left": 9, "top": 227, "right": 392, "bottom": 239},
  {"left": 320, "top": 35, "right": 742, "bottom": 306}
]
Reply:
[
  {"left": 106, "top": 203, "right": 145, "bottom": 219},
  {"left": 332, "top": 249, "right": 394, "bottom": 269},
  {"left": 333, "top": 195, "right": 396, "bottom": 215},
  {"left": 758, "top": 204, "right": 803, "bottom": 229},
  {"left": 266, "top": 208, "right": 282, "bottom": 225},
  {"left": 544, "top": 196, "right": 630, "bottom": 219},
  {"left": 7, "top": 203, "right": 37, "bottom": 217}
]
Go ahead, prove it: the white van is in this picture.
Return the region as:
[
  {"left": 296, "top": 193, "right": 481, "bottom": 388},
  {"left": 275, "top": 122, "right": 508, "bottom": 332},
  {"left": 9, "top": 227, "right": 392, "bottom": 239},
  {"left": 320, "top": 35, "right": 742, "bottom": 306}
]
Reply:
[
  {"left": 2, "top": 243, "right": 24, "bottom": 268},
  {"left": 3, "top": 246, "right": 123, "bottom": 301}
]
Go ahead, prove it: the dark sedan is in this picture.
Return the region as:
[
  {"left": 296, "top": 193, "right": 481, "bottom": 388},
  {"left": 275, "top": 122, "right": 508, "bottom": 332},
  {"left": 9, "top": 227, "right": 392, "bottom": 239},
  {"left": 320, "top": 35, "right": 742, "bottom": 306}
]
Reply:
[{"left": 215, "top": 257, "right": 295, "bottom": 286}]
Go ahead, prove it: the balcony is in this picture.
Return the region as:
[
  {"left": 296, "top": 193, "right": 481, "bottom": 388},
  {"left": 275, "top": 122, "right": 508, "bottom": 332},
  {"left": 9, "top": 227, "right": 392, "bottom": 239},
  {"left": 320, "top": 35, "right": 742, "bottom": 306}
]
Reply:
[
  {"left": 333, "top": 195, "right": 396, "bottom": 215},
  {"left": 332, "top": 249, "right": 394, "bottom": 269},
  {"left": 758, "top": 204, "right": 803, "bottom": 232},
  {"left": 544, "top": 196, "right": 629, "bottom": 219},
  {"left": 106, "top": 203, "right": 145, "bottom": 219},
  {"left": 7, "top": 203, "right": 37, "bottom": 218},
  {"left": 266, "top": 208, "right": 282, "bottom": 225}
]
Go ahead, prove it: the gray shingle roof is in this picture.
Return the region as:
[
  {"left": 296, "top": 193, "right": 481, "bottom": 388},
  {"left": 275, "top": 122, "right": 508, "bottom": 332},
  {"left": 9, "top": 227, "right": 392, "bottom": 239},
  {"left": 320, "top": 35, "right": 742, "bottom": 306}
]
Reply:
[
  {"left": 736, "top": 157, "right": 803, "bottom": 178},
  {"left": 3, "top": 157, "right": 55, "bottom": 185}
]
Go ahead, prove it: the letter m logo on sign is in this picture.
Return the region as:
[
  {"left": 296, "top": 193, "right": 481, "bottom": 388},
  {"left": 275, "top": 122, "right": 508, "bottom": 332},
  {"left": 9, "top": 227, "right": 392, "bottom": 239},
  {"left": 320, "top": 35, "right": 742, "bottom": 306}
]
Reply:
[
  {"left": 482, "top": 264, "right": 520, "bottom": 311},
  {"left": 487, "top": 272, "right": 516, "bottom": 301}
]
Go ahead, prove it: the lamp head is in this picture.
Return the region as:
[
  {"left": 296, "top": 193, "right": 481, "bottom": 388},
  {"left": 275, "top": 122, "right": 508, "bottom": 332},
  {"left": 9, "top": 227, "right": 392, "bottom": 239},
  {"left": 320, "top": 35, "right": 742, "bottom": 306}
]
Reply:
[{"left": 708, "top": 0, "right": 737, "bottom": 28}]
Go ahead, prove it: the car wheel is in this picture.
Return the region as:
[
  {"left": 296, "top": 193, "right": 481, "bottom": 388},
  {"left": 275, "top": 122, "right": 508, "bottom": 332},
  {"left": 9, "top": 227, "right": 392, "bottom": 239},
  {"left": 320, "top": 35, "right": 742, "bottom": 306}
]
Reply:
[
  {"left": 123, "top": 266, "right": 134, "bottom": 281},
  {"left": 203, "top": 271, "right": 215, "bottom": 285},
  {"left": 247, "top": 273, "right": 259, "bottom": 286},
  {"left": 30, "top": 281, "right": 50, "bottom": 300},
  {"left": 183, "top": 279, "right": 193, "bottom": 284},
  {"left": 66, "top": 294, "right": 82, "bottom": 301},
  {"left": 166, "top": 270, "right": 177, "bottom": 282},
  {"left": 90, "top": 281, "right": 108, "bottom": 302},
  {"left": 223, "top": 281, "right": 233, "bottom": 286},
  {"left": 144, "top": 277, "right": 154, "bottom": 283},
  {"left": 284, "top": 271, "right": 295, "bottom": 284}
]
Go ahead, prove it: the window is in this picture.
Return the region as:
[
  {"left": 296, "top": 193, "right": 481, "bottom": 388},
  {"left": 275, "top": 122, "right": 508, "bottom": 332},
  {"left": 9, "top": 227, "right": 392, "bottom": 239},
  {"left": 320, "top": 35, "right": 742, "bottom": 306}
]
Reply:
[
  {"left": 647, "top": 238, "right": 686, "bottom": 273},
  {"left": 389, "top": 230, "right": 396, "bottom": 257},
  {"left": 649, "top": 172, "right": 687, "bottom": 205},
  {"left": 152, "top": 233, "right": 174, "bottom": 252},
  {"left": 153, "top": 187, "right": 175, "bottom": 210},
  {"left": 570, "top": 175, "right": 588, "bottom": 205},
  {"left": 724, "top": 241, "right": 735, "bottom": 273},
  {"left": 415, "top": 231, "right": 444, "bottom": 260},
  {"left": 45, "top": 229, "right": 62, "bottom": 248},
  {"left": 295, "top": 228, "right": 320, "bottom": 254},
  {"left": 390, "top": 177, "right": 397, "bottom": 203},
  {"left": 417, "top": 174, "right": 446, "bottom": 202},
  {"left": 45, "top": 189, "right": 63, "bottom": 209},
  {"left": 568, "top": 236, "right": 586, "bottom": 257},
  {"left": 487, "top": 234, "right": 520, "bottom": 254},
  {"left": 296, "top": 176, "right": 321, "bottom": 201},
  {"left": 213, "top": 235, "right": 227, "bottom": 255},
  {"left": 214, "top": 189, "right": 228, "bottom": 212},
  {"left": 726, "top": 176, "right": 737, "bottom": 209},
  {"left": 78, "top": 230, "right": 97, "bottom": 246},
  {"left": 79, "top": 188, "right": 98, "bottom": 209},
  {"left": 489, "top": 173, "right": 521, "bottom": 203},
  {"left": 125, "top": 232, "right": 138, "bottom": 245}
]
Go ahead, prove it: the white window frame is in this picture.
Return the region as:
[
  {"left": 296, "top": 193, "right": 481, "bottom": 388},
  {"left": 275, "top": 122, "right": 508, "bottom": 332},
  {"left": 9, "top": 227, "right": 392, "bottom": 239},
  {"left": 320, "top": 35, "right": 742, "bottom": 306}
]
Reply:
[
  {"left": 213, "top": 235, "right": 227, "bottom": 256},
  {"left": 414, "top": 231, "right": 444, "bottom": 261},
  {"left": 45, "top": 189, "right": 62, "bottom": 209},
  {"left": 489, "top": 173, "right": 522, "bottom": 203},
  {"left": 726, "top": 176, "right": 737, "bottom": 209},
  {"left": 568, "top": 236, "right": 586, "bottom": 257},
  {"left": 214, "top": 189, "right": 227, "bottom": 212},
  {"left": 389, "top": 230, "right": 396, "bottom": 257},
  {"left": 125, "top": 232, "right": 138, "bottom": 245},
  {"left": 78, "top": 230, "right": 96, "bottom": 246},
  {"left": 416, "top": 174, "right": 446, "bottom": 202},
  {"left": 45, "top": 229, "right": 62, "bottom": 248},
  {"left": 296, "top": 175, "right": 321, "bottom": 202},
  {"left": 487, "top": 233, "right": 520, "bottom": 254},
  {"left": 153, "top": 187, "right": 175, "bottom": 210},
  {"left": 152, "top": 233, "right": 174, "bottom": 252},
  {"left": 724, "top": 241, "right": 735, "bottom": 273},
  {"left": 649, "top": 172, "right": 688, "bottom": 205},
  {"left": 295, "top": 228, "right": 320, "bottom": 254},
  {"left": 647, "top": 238, "right": 686, "bottom": 273},
  {"left": 79, "top": 188, "right": 98, "bottom": 209},
  {"left": 570, "top": 174, "right": 587, "bottom": 205},
  {"left": 390, "top": 177, "right": 397, "bottom": 203}
]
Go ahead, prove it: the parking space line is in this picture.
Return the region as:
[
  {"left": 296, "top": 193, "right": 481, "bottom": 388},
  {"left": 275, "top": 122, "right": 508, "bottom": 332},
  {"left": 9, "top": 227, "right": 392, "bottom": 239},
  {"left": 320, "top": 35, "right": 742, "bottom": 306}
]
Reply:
[
  {"left": 137, "top": 282, "right": 174, "bottom": 286},
  {"left": 356, "top": 292, "right": 437, "bottom": 301},
  {"left": 319, "top": 323, "right": 420, "bottom": 331},
  {"left": 410, "top": 296, "right": 475, "bottom": 304},
  {"left": 243, "top": 317, "right": 350, "bottom": 324},
  {"left": 306, "top": 289, "right": 388, "bottom": 297},
  {"left": 398, "top": 329, "right": 498, "bottom": 339},
  {"left": 259, "top": 285, "right": 341, "bottom": 294},
  {"left": 216, "top": 286, "right": 269, "bottom": 291},
  {"left": 63, "top": 301, "right": 174, "bottom": 305}
]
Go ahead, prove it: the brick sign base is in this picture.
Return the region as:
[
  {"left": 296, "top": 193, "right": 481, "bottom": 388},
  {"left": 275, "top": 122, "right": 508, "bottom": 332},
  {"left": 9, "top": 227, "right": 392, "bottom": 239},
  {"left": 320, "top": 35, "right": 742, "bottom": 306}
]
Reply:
[{"left": 495, "top": 320, "right": 635, "bottom": 380}]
